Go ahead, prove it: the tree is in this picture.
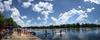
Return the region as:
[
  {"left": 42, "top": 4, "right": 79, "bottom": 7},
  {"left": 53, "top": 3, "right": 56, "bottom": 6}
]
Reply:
[
  {"left": 0, "top": 13, "right": 4, "bottom": 27},
  {"left": 4, "top": 18, "right": 18, "bottom": 28},
  {"left": 0, "top": 12, "right": 18, "bottom": 28}
]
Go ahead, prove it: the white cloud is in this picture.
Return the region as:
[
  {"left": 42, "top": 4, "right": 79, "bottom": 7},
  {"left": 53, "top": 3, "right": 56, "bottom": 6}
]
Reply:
[
  {"left": 94, "top": 19, "right": 100, "bottom": 24},
  {"left": 3, "top": 0, "right": 12, "bottom": 10},
  {"left": 44, "top": 0, "right": 53, "bottom": 1},
  {"left": 25, "top": 20, "right": 32, "bottom": 26},
  {"left": 32, "top": 2, "right": 53, "bottom": 13},
  {"left": 0, "top": 2, "right": 4, "bottom": 13},
  {"left": 51, "top": 7, "right": 95, "bottom": 25},
  {"left": 76, "top": 14, "right": 87, "bottom": 22},
  {"left": 51, "top": 17, "right": 58, "bottom": 22},
  {"left": 76, "top": 7, "right": 95, "bottom": 22},
  {"left": 27, "top": 20, "right": 32, "bottom": 23},
  {"left": 22, "top": 2, "right": 31, "bottom": 8},
  {"left": 86, "top": 7, "right": 95, "bottom": 12},
  {"left": 0, "top": 0, "right": 12, "bottom": 12},
  {"left": 51, "top": 17, "right": 59, "bottom": 25},
  {"left": 11, "top": 7, "right": 26, "bottom": 27},
  {"left": 58, "top": 9, "right": 78, "bottom": 24},
  {"left": 75, "top": 8, "right": 94, "bottom": 23},
  {"left": 21, "top": 16, "right": 27, "bottom": 19},
  {"left": 29, "top": 0, "right": 34, "bottom": 2},
  {"left": 10, "top": 7, "right": 36, "bottom": 27},
  {"left": 37, "top": 17, "right": 41, "bottom": 20},
  {"left": 11, "top": 7, "right": 21, "bottom": 17},
  {"left": 84, "top": 0, "right": 100, "bottom": 4},
  {"left": 32, "top": 2, "right": 53, "bottom": 24},
  {"left": 32, "top": 4, "right": 42, "bottom": 12},
  {"left": 21, "top": 0, "right": 34, "bottom": 8},
  {"left": 78, "top": 6, "right": 82, "bottom": 8}
]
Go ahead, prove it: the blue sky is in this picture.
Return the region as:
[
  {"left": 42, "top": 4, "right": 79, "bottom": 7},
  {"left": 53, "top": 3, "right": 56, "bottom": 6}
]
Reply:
[{"left": 0, "top": 0, "right": 100, "bottom": 27}]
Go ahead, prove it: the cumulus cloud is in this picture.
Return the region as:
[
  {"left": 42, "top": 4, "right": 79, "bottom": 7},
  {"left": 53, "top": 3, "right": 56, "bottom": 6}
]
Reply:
[
  {"left": 84, "top": 0, "right": 100, "bottom": 4},
  {"left": 51, "top": 17, "right": 58, "bottom": 22},
  {"left": 44, "top": 0, "right": 53, "bottom": 1},
  {"left": 11, "top": 7, "right": 26, "bottom": 27},
  {"left": 58, "top": 9, "right": 78, "bottom": 24},
  {"left": 25, "top": 20, "right": 32, "bottom": 26},
  {"left": 94, "top": 19, "right": 100, "bottom": 24},
  {"left": 37, "top": 17, "right": 41, "bottom": 20},
  {"left": 3, "top": 0, "right": 12, "bottom": 10},
  {"left": 78, "top": 6, "right": 82, "bottom": 8},
  {"left": 0, "top": 0, "right": 12, "bottom": 12},
  {"left": 29, "top": 0, "right": 34, "bottom": 2},
  {"left": 0, "top": 2, "right": 4, "bottom": 13},
  {"left": 32, "top": 1, "right": 53, "bottom": 24},
  {"left": 51, "top": 17, "right": 59, "bottom": 25},
  {"left": 22, "top": 2, "right": 31, "bottom": 8},
  {"left": 86, "top": 7, "right": 95, "bottom": 12},
  {"left": 32, "top": 2, "right": 53, "bottom": 13},
  {"left": 10, "top": 7, "right": 34, "bottom": 27},
  {"left": 11, "top": 7, "right": 21, "bottom": 17},
  {"left": 21, "top": 0, "right": 34, "bottom": 8},
  {"left": 27, "top": 20, "right": 32, "bottom": 23},
  {"left": 51, "top": 7, "right": 95, "bottom": 25},
  {"left": 76, "top": 7, "right": 95, "bottom": 22},
  {"left": 21, "top": 16, "right": 27, "bottom": 19}
]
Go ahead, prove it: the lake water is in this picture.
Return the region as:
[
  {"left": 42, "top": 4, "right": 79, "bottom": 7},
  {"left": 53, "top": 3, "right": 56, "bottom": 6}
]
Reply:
[{"left": 29, "top": 28, "right": 100, "bottom": 40}]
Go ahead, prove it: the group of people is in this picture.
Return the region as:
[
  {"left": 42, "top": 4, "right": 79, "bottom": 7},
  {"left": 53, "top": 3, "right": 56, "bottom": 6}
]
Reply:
[
  {"left": 0, "top": 27, "right": 13, "bottom": 40},
  {"left": 0, "top": 27, "right": 37, "bottom": 40}
]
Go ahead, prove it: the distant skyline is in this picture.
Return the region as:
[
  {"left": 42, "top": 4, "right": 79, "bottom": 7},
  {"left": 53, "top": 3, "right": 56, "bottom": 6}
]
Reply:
[{"left": 0, "top": 0, "right": 100, "bottom": 27}]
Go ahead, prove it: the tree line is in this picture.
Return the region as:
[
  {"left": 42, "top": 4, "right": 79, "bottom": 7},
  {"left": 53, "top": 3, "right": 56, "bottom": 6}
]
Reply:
[{"left": 24, "top": 23, "right": 100, "bottom": 29}]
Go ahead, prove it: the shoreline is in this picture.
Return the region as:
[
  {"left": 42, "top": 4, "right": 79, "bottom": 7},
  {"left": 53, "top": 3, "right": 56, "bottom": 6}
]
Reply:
[{"left": 1, "top": 29, "right": 41, "bottom": 40}]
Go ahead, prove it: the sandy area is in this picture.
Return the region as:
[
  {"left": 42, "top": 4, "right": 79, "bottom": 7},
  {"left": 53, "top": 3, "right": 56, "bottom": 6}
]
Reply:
[{"left": 2, "top": 31, "right": 41, "bottom": 40}]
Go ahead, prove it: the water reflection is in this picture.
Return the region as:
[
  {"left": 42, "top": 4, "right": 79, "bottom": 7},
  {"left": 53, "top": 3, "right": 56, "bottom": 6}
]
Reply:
[{"left": 30, "top": 28, "right": 100, "bottom": 40}]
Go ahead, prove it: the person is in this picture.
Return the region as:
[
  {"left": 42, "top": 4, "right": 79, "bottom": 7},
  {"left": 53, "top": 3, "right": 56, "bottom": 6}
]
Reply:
[
  {"left": 0, "top": 28, "right": 3, "bottom": 39},
  {"left": 0, "top": 28, "right": 6, "bottom": 39},
  {"left": 60, "top": 30, "right": 62, "bottom": 38},
  {"left": 17, "top": 28, "right": 21, "bottom": 36},
  {"left": 44, "top": 29, "right": 48, "bottom": 40},
  {"left": 32, "top": 32, "right": 36, "bottom": 36},
  {"left": 0, "top": 27, "right": 3, "bottom": 39}
]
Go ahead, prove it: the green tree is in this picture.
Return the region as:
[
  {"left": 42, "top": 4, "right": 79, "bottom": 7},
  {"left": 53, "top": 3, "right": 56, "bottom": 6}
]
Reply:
[
  {"left": 0, "top": 13, "right": 4, "bottom": 27},
  {"left": 4, "top": 18, "right": 18, "bottom": 28},
  {"left": 0, "top": 12, "right": 19, "bottom": 28}
]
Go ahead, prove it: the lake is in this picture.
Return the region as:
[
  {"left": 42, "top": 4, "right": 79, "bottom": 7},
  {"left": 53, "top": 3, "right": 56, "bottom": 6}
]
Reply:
[{"left": 28, "top": 28, "right": 100, "bottom": 40}]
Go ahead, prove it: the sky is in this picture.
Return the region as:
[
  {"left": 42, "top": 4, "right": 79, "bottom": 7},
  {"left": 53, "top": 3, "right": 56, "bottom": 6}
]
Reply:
[{"left": 0, "top": 0, "right": 100, "bottom": 27}]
